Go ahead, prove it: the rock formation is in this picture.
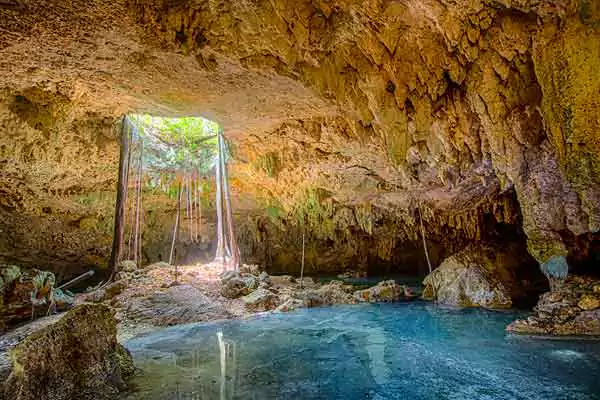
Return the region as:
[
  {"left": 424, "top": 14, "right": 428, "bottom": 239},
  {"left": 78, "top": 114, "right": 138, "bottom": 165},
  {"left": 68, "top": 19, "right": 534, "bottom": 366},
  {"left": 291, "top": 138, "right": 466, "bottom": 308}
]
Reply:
[
  {"left": 0, "top": 303, "right": 133, "bottom": 400},
  {"left": 422, "top": 243, "right": 544, "bottom": 308},
  {"left": 0, "top": 1, "right": 599, "bottom": 281}
]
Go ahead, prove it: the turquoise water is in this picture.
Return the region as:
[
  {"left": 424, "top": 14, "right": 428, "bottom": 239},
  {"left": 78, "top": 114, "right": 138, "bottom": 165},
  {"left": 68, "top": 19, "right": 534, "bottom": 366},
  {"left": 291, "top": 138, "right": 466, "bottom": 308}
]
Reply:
[{"left": 123, "top": 302, "right": 600, "bottom": 400}]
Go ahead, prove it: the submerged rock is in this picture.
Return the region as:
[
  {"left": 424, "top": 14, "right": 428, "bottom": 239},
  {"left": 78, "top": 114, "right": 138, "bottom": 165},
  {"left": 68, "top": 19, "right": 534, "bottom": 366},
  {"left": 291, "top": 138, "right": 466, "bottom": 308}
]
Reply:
[
  {"left": 422, "top": 244, "right": 526, "bottom": 309},
  {"left": 353, "top": 280, "right": 408, "bottom": 303},
  {"left": 508, "top": 276, "right": 600, "bottom": 336},
  {"left": 1, "top": 303, "right": 133, "bottom": 400}
]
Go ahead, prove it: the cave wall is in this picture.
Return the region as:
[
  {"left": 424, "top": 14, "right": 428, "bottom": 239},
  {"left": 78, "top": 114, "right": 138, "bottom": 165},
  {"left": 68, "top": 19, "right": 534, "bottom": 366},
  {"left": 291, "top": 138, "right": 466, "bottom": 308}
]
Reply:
[{"left": 0, "top": 0, "right": 599, "bottom": 277}]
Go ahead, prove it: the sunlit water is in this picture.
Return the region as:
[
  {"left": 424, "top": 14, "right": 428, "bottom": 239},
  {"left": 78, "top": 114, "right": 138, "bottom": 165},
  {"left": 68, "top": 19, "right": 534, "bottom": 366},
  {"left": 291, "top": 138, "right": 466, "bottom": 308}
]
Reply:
[{"left": 122, "top": 302, "right": 600, "bottom": 400}]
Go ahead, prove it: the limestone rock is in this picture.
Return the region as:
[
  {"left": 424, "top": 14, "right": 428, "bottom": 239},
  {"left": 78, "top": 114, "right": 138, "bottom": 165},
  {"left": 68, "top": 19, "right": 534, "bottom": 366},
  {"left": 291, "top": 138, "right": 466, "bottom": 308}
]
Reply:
[
  {"left": 354, "top": 280, "right": 407, "bottom": 303},
  {"left": 125, "top": 285, "right": 232, "bottom": 326},
  {"left": 507, "top": 276, "right": 600, "bottom": 336},
  {"left": 423, "top": 244, "right": 524, "bottom": 309},
  {"left": 578, "top": 294, "right": 600, "bottom": 311},
  {"left": 242, "top": 288, "right": 279, "bottom": 312},
  {"left": 274, "top": 297, "right": 305, "bottom": 313},
  {"left": 1, "top": 303, "right": 133, "bottom": 400},
  {"left": 219, "top": 272, "right": 249, "bottom": 299}
]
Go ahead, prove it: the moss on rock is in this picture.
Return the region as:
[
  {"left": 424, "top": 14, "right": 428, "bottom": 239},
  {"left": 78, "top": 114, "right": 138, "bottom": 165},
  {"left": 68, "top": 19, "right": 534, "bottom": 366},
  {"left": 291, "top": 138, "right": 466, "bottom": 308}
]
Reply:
[{"left": 2, "top": 303, "right": 133, "bottom": 400}]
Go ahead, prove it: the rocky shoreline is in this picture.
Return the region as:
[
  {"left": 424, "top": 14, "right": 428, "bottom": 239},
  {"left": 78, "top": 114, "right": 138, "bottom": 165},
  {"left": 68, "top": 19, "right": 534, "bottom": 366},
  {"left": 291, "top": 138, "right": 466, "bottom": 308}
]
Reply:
[
  {"left": 75, "top": 261, "right": 416, "bottom": 341},
  {"left": 507, "top": 276, "right": 600, "bottom": 336}
]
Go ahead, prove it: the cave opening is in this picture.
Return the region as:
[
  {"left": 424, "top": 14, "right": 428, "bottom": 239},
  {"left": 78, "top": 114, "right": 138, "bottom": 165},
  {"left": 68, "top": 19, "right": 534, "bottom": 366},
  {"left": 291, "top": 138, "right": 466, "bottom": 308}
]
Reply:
[{"left": 108, "top": 114, "right": 239, "bottom": 276}]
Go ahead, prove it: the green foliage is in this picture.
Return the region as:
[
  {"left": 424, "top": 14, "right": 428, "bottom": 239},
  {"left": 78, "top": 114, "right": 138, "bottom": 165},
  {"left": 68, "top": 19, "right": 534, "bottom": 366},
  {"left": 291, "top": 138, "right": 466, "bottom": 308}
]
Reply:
[
  {"left": 254, "top": 152, "right": 281, "bottom": 177},
  {"left": 291, "top": 188, "right": 336, "bottom": 239},
  {"left": 126, "top": 114, "right": 224, "bottom": 193}
]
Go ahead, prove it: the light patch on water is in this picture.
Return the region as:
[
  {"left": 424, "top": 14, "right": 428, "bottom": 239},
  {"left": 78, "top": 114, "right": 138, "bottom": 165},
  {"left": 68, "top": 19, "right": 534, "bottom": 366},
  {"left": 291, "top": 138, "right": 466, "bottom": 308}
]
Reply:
[{"left": 550, "top": 349, "right": 586, "bottom": 361}]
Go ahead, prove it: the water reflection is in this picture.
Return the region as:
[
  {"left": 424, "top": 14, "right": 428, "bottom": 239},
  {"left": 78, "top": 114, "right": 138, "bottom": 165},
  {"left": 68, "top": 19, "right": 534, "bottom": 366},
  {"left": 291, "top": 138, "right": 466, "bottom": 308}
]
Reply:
[{"left": 124, "top": 304, "right": 600, "bottom": 400}]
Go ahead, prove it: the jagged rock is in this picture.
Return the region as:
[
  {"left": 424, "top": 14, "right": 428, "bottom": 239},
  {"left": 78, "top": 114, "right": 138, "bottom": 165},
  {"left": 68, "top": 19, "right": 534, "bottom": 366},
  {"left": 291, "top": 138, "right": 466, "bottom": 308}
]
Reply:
[
  {"left": 219, "top": 271, "right": 249, "bottom": 299},
  {"left": 242, "top": 288, "right": 279, "bottom": 312},
  {"left": 578, "top": 295, "right": 600, "bottom": 311},
  {"left": 1, "top": 303, "right": 133, "bottom": 400},
  {"left": 423, "top": 244, "right": 525, "bottom": 309},
  {"left": 354, "top": 280, "right": 407, "bottom": 303},
  {"left": 507, "top": 276, "right": 600, "bottom": 336}
]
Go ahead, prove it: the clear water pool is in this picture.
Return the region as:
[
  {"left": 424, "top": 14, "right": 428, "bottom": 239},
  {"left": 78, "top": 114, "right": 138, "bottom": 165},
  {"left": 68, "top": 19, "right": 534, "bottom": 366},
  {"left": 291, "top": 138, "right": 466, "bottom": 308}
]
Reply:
[{"left": 122, "top": 302, "right": 600, "bottom": 400}]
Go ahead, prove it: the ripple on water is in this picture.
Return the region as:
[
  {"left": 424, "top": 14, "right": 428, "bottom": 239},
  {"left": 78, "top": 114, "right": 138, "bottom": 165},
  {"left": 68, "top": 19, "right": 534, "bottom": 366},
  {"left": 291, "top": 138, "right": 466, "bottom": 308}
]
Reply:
[{"left": 122, "top": 302, "right": 600, "bottom": 400}]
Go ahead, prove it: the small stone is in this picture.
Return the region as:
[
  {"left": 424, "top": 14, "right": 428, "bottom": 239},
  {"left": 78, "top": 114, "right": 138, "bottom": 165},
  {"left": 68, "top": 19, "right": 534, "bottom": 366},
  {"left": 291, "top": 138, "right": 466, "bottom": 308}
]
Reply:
[
  {"left": 593, "top": 285, "right": 600, "bottom": 294},
  {"left": 547, "top": 292, "right": 563, "bottom": 302},
  {"left": 578, "top": 295, "right": 600, "bottom": 311}
]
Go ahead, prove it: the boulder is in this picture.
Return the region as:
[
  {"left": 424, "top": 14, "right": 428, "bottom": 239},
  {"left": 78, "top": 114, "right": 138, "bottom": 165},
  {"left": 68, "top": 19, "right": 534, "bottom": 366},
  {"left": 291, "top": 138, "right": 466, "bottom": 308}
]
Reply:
[
  {"left": 422, "top": 244, "right": 526, "bottom": 309},
  {"left": 242, "top": 288, "right": 279, "bottom": 312},
  {"left": 354, "top": 280, "right": 406, "bottom": 303},
  {"left": 1, "top": 303, "right": 133, "bottom": 400}
]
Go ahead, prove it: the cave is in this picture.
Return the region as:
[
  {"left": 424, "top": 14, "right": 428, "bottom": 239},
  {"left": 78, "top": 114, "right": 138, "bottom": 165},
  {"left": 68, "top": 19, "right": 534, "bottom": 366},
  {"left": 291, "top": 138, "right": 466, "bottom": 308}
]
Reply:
[{"left": 1, "top": 1, "right": 600, "bottom": 399}]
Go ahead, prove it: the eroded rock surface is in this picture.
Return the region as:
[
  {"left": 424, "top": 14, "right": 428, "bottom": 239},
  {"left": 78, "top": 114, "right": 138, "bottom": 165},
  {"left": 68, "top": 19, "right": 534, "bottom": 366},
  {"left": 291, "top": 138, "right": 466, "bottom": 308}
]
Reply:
[
  {"left": 1, "top": 303, "right": 133, "bottom": 400},
  {"left": 0, "top": 1, "right": 599, "bottom": 279},
  {"left": 422, "top": 244, "right": 541, "bottom": 308},
  {"left": 507, "top": 276, "right": 600, "bottom": 336}
]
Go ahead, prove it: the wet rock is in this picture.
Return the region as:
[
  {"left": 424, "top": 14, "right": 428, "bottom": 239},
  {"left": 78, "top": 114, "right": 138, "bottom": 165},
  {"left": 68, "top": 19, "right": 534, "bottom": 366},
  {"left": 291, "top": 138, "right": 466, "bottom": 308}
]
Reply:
[
  {"left": 507, "top": 276, "right": 600, "bottom": 336},
  {"left": 1, "top": 303, "right": 133, "bottom": 400},
  {"left": 354, "top": 280, "right": 407, "bottom": 303},
  {"left": 423, "top": 244, "right": 525, "bottom": 309},
  {"left": 578, "top": 294, "right": 600, "bottom": 311},
  {"left": 242, "top": 288, "right": 279, "bottom": 312}
]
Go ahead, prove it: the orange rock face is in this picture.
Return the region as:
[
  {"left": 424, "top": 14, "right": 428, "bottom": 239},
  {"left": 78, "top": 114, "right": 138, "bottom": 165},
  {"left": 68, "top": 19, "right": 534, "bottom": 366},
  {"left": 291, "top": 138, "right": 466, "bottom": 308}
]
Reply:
[{"left": 1, "top": 1, "right": 599, "bottom": 276}]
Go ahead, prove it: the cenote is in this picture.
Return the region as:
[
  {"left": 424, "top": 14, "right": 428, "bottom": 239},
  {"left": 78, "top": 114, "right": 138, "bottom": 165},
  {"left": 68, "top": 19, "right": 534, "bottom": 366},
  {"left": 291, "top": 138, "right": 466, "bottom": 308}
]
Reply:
[
  {"left": 4, "top": 3, "right": 600, "bottom": 400},
  {"left": 122, "top": 303, "right": 600, "bottom": 400}
]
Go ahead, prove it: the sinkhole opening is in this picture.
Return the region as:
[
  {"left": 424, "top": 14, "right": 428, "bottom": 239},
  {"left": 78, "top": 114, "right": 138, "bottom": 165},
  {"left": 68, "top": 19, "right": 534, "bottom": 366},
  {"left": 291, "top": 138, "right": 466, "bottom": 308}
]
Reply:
[{"left": 109, "top": 114, "right": 240, "bottom": 274}]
